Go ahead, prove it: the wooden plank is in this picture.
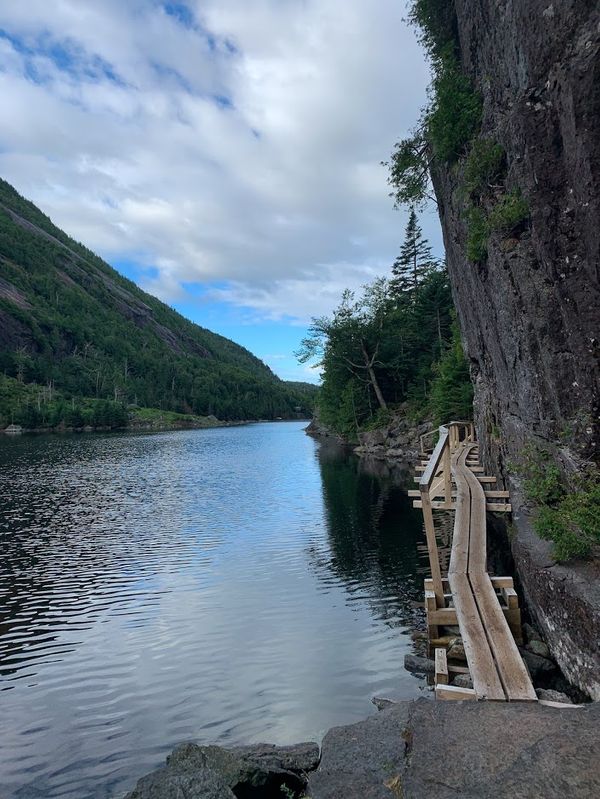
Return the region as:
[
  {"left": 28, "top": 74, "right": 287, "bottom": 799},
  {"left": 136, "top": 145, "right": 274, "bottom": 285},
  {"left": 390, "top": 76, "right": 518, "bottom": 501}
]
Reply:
[
  {"left": 502, "top": 587, "right": 519, "bottom": 609},
  {"left": 448, "top": 664, "right": 471, "bottom": 674},
  {"left": 489, "top": 577, "right": 514, "bottom": 589},
  {"left": 435, "top": 684, "right": 477, "bottom": 701},
  {"left": 476, "top": 476, "right": 497, "bottom": 483},
  {"left": 424, "top": 589, "right": 437, "bottom": 612},
  {"left": 464, "top": 446, "right": 487, "bottom": 574},
  {"left": 421, "top": 490, "right": 445, "bottom": 608},
  {"left": 412, "top": 501, "right": 511, "bottom": 511},
  {"left": 435, "top": 648, "right": 449, "bottom": 686},
  {"left": 469, "top": 572, "right": 537, "bottom": 702},
  {"left": 443, "top": 444, "right": 452, "bottom": 508},
  {"left": 448, "top": 572, "right": 506, "bottom": 700},
  {"left": 416, "top": 489, "right": 508, "bottom": 498},
  {"left": 419, "top": 428, "right": 449, "bottom": 488},
  {"left": 448, "top": 448, "right": 470, "bottom": 575},
  {"left": 428, "top": 608, "right": 458, "bottom": 625}
]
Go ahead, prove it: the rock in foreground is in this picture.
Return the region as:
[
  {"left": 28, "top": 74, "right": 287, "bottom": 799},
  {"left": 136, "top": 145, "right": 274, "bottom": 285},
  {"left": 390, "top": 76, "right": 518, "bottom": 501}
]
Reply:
[
  {"left": 309, "top": 699, "right": 599, "bottom": 799},
  {"left": 124, "top": 741, "right": 319, "bottom": 799},
  {"left": 125, "top": 699, "right": 600, "bottom": 798}
]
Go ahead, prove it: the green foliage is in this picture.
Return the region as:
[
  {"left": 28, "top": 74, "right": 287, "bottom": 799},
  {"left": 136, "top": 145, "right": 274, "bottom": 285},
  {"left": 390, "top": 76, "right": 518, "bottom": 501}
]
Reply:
[
  {"left": 463, "top": 139, "right": 505, "bottom": 197},
  {"left": 513, "top": 446, "right": 600, "bottom": 561},
  {"left": 386, "top": 5, "right": 482, "bottom": 207},
  {"left": 465, "top": 190, "right": 529, "bottom": 263},
  {"left": 488, "top": 190, "right": 529, "bottom": 231},
  {"left": 426, "top": 46, "right": 482, "bottom": 163},
  {"left": 428, "top": 320, "right": 474, "bottom": 426},
  {"left": 298, "top": 214, "right": 473, "bottom": 438},
  {"left": 466, "top": 206, "right": 489, "bottom": 262},
  {"left": 385, "top": 132, "right": 431, "bottom": 209},
  {"left": 408, "top": 0, "right": 458, "bottom": 59},
  {"left": 391, "top": 209, "right": 439, "bottom": 296},
  {"left": 0, "top": 178, "right": 317, "bottom": 425}
]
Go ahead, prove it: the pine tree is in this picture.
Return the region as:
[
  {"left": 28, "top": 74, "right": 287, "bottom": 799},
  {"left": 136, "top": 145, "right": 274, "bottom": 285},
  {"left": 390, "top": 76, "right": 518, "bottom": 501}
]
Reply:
[{"left": 391, "top": 208, "right": 437, "bottom": 297}]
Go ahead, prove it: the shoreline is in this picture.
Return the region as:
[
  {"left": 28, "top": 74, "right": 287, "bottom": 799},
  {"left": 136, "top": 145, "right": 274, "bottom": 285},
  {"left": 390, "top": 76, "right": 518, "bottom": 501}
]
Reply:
[{"left": 123, "top": 697, "right": 599, "bottom": 798}]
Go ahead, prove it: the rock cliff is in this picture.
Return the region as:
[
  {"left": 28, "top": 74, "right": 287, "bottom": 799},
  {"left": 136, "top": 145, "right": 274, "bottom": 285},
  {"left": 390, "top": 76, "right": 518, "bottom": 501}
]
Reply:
[
  {"left": 430, "top": 1, "right": 600, "bottom": 695},
  {"left": 434, "top": 0, "right": 599, "bottom": 466}
]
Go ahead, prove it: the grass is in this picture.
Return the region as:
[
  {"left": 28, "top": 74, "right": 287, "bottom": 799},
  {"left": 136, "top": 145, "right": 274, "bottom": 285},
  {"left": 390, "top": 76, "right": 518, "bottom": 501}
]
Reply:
[
  {"left": 463, "top": 138, "right": 505, "bottom": 197},
  {"left": 488, "top": 190, "right": 529, "bottom": 231},
  {"left": 512, "top": 446, "right": 600, "bottom": 561}
]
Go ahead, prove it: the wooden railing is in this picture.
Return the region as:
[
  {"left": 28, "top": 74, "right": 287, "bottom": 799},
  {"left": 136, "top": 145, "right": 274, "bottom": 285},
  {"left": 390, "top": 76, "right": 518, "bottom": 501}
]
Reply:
[{"left": 414, "top": 422, "right": 475, "bottom": 607}]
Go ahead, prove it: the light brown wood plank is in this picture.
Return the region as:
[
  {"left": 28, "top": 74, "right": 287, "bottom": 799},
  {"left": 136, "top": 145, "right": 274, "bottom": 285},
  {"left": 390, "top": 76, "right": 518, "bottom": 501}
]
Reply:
[
  {"left": 448, "top": 572, "right": 506, "bottom": 700},
  {"left": 435, "top": 684, "right": 477, "bottom": 701},
  {"left": 448, "top": 448, "right": 470, "bottom": 575},
  {"left": 435, "top": 648, "right": 449, "bottom": 685},
  {"left": 464, "top": 446, "right": 487, "bottom": 574},
  {"left": 469, "top": 572, "right": 537, "bottom": 702}
]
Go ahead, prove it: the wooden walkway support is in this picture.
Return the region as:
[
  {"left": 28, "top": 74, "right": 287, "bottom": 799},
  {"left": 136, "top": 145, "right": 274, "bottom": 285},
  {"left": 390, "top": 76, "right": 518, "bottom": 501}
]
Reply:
[{"left": 411, "top": 422, "right": 536, "bottom": 702}]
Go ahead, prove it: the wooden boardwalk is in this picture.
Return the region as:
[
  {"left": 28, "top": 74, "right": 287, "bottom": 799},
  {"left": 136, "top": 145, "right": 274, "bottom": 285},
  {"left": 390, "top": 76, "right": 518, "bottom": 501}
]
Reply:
[{"left": 410, "top": 422, "right": 536, "bottom": 702}]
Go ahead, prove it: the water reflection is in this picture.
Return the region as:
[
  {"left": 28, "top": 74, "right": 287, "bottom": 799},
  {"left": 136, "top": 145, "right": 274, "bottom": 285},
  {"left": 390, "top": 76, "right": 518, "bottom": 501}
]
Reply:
[
  {"left": 310, "top": 441, "right": 424, "bottom": 631},
  {"left": 0, "top": 425, "right": 427, "bottom": 798}
]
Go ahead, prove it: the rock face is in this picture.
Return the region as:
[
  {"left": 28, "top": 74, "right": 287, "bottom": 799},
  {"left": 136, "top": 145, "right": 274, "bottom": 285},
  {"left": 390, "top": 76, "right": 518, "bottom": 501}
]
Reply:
[
  {"left": 354, "top": 411, "right": 432, "bottom": 461},
  {"left": 308, "top": 699, "right": 600, "bottom": 798},
  {"left": 431, "top": 1, "right": 600, "bottom": 697},
  {"left": 434, "top": 1, "right": 599, "bottom": 463},
  {"left": 124, "top": 741, "right": 320, "bottom": 799},
  {"left": 125, "top": 701, "right": 600, "bottom": 798}
]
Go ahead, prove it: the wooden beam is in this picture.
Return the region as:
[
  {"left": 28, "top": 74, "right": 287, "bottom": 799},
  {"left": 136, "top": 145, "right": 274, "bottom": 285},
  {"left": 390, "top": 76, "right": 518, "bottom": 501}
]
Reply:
[
  {"left": 421, "top": 490, "right": 445, "bottom": 609},
  {"left": 435, "top": 648, "right": 449, "bottom": 686},
  {"left": 435, "top": 684, "right": 477, "bottom": 701}
]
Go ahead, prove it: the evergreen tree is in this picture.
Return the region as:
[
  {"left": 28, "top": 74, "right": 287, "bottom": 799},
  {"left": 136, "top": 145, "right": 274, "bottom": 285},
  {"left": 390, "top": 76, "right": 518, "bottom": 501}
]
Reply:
[{"left": 391, "top": 208, "right": 438, "bottom": 297}]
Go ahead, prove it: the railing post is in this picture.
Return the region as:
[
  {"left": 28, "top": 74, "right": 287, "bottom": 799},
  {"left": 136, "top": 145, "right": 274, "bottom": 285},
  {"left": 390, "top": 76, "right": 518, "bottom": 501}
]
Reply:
[
  {"left": 443, "top": 440, "right": 452, "bottom": 509},
  {"left": 421, "top": 491, "right": 445, "bottom": 609}
]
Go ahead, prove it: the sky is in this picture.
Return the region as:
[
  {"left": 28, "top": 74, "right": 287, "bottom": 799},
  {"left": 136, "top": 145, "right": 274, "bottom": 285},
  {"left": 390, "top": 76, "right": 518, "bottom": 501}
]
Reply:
[{"left": 0, "top": 0, "right": 440, "bottom": 383}]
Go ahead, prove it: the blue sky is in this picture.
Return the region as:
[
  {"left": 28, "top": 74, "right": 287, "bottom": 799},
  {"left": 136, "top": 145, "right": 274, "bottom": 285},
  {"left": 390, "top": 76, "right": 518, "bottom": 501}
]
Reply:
[{"left": 0, "top": 1, "right": 439, "bottom": 383}]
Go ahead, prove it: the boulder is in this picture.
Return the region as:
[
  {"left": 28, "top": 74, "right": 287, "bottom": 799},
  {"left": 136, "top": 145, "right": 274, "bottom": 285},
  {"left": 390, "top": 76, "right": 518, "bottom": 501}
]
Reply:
[
  {"left": 523, "top": 622, "right": 543, "bottom": 643},
  {"left": 309, "top": 702, "right": 410, "bottom": 799},
  {"left": 526, "top": 639, "right": 551, "bottom": 659},
  {"left": 536, "top": 689, "right": 573, "bottom": 704},
  {"left": 452, "top": 673, "right": 474, "bottom": 689},
  {"left": 125, "top": 741, "right": 319, "bottom": 799},
  {"left": 447, "top": 638, "right": 467, "bottom": 662},
  {"left": 404, "top": 654, "right": 434, "bottom": 674},
  {"left": 520, "top": 649, "right": 557, "bottom": 678},
  {"left": 372, "top": 696, "right": 398, "bottom": 711}
]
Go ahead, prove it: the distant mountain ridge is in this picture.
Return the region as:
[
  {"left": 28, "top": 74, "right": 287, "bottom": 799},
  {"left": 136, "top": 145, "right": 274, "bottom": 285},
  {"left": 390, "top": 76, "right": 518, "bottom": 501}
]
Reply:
[{"left": 0, "top": 178, "right": 316, "bottom": 427}]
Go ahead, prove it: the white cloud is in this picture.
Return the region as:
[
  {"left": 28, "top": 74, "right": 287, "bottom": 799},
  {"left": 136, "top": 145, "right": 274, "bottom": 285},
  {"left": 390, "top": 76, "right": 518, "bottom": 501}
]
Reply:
[{"left": 0, "top": 0, "right": 438, "bottom": 320}]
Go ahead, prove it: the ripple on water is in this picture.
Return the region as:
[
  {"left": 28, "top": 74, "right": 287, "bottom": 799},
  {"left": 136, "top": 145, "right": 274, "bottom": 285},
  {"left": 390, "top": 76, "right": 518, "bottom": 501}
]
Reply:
[{"left": 0, "top": 423, "right": 427, "bottom": 798}]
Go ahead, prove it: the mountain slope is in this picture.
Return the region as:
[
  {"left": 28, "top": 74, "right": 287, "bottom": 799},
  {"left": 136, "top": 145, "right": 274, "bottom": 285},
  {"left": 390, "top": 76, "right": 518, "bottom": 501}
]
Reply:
[{"left": 0, "top": 178, "right": 316, "bottom": 424}]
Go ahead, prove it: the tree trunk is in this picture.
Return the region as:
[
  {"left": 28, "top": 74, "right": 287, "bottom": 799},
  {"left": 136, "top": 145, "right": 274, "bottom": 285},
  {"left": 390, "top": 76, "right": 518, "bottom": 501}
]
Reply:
[{"left": 361, "top": 341, "right": 387, "bottom": 410}]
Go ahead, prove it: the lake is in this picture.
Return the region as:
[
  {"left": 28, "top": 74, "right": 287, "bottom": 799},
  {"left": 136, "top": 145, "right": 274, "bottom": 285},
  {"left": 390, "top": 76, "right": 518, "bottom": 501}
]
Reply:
[{"left": 0, "top": 422, "right": 427, "bottom": 798}]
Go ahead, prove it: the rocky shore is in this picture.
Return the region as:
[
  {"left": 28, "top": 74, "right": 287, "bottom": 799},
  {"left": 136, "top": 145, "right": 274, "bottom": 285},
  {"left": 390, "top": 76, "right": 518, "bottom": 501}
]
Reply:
[{"left": 124, "top": 698, "right": 599, "bottom": 798}]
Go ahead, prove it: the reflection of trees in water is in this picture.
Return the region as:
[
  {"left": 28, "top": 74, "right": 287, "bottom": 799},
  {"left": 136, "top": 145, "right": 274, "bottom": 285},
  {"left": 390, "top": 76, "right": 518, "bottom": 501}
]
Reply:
[
  {"left": 416, "top": 511, "right": 453, "bottom": 579},
  {"left": 308, "top": 440, "right": 425, "bottom": 629}
]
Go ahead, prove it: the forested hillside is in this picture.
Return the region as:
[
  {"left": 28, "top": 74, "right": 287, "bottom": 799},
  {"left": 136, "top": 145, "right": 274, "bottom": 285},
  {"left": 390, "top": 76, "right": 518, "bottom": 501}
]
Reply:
[{"left": 0, "top": 178, "right": 316, "bottom": 428}]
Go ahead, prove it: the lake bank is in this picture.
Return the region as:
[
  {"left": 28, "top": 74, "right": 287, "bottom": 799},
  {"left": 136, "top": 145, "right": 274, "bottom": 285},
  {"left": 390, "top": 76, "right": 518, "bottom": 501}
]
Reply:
[{"left": 124, "top": 698, "right": 600, "bottom": 798}]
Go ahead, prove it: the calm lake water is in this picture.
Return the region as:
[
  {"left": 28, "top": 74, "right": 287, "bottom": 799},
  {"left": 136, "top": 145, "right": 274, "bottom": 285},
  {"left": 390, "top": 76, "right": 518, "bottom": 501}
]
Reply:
[{"left": 0, "top": 422, "right": 427, "bottom": 798}]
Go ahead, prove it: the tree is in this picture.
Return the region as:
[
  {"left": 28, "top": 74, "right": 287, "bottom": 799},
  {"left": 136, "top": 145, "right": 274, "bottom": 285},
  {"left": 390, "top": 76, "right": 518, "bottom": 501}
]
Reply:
[
  {"left": 391, "top": 209, "right": 438, "bottom": 297},
  {"left": 297, "top": 279, "right": 391, "bottom": 412}
]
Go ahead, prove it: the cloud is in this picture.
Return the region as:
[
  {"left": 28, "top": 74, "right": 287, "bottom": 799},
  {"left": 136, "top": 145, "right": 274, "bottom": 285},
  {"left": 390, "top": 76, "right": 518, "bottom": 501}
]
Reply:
[{"left": 0, "top": 0, "right": 437, "bottom": 321}]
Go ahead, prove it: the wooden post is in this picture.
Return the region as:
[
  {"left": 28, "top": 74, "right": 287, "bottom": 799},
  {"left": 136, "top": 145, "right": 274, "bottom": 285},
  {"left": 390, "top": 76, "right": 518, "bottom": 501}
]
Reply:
[
  {"left": 421, "top": 491, "right": 445, "bottom": 610},
  {"left": 435, "top": 648, "right": 449, "bottom": 686},
  {"left": 443, "top": 442, "right": 452, "bottom": 509}
]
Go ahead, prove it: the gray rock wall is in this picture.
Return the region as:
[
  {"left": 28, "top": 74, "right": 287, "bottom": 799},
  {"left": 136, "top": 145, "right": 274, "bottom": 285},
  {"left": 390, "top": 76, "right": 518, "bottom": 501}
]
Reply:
[
  {"left": 431, "top": 0, "right": 600, "bottom": 696},
  {"left": 434, "top": 1, "right": 599, "bottom": 464}
]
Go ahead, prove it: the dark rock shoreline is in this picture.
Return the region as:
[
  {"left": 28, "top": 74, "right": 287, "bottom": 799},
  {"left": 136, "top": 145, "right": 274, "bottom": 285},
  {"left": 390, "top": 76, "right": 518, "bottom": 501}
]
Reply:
[{"left": 123, "top": 698, "right": 600, "bottom": 798}]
